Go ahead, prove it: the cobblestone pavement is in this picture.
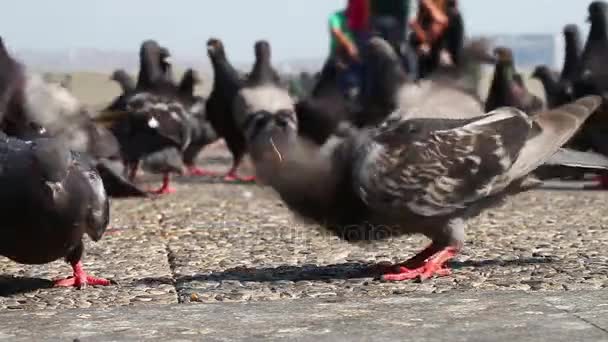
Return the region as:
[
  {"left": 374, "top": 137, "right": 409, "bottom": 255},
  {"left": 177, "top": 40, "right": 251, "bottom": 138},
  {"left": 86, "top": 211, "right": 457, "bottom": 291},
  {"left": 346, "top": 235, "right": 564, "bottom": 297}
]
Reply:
[{"left": 0, "top": 148, "right": 607, "bottom": 339}]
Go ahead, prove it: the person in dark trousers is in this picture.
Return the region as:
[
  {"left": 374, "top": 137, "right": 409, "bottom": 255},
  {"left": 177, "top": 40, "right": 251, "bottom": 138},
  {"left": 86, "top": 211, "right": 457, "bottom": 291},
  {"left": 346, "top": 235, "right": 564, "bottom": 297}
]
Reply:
[
  {"left": 328, "top": 0, "right": 371, "bottom": 99},
  {"left": 370, "top": 0, "right": 418, "bottom": 79}
]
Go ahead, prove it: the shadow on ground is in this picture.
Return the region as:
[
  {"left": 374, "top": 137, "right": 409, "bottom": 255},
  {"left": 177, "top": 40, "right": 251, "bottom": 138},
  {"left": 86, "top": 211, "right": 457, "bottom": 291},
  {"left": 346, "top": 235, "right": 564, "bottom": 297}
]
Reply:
[
  {"left": 0, "top": 276, "right": 53, "bottom": 296},
  {"left": 131, "top": 257, "right": 555, "bottom": 286}
]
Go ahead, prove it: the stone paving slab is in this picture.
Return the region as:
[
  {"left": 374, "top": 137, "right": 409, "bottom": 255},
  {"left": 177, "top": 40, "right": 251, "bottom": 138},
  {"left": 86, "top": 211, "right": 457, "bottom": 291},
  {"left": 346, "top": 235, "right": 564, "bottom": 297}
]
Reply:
[
  {"left": 1, "top": 179, "right": 608, "bottom": 310},
  {"left": 2, "top": 291, "right": 608, "bottom": 341}
]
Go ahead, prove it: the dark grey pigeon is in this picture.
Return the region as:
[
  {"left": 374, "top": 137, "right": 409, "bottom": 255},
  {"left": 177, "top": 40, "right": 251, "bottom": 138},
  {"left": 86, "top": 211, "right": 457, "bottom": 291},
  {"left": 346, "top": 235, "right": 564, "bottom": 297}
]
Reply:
[
  {"left": 0, "top": 132, "right": 112, "bottom": 288},
  {"left": 561, "top": 24, "right": 583, "bottom": 84},
  {"left": 141, "top": 146, "right": 184, "bottom": 194},
  {"left": 136, "top": 40, "right": 174, "bottom": 92},
  {"left": 0, "top": 39, "right": 145, "bottom": 198},
  {"left": 102, "top": 92, "right": 191, "bottom": 194},
  {"left": 233, "top": 40, "right": 296, "bottom": 171},
  {"left": 531, "top": 65, "right": 574, "bottom": 108},
  {"left": 294, "top": 57, "right": 359, "bottom": 145},
  {"left": 485, "top": 47, "right": 544, "bottom": 114},
  {"left": 178, "top": 69, "right": 219, "bottom": 176},
  {"left": 205, "top": 38, "right": 250, "bottom": 182},
  {"left": 370, "top": 37, "right": 488, "bottom": 121},
  {"left": 245, "top": 96, "right": 601, "bottom": 281}
]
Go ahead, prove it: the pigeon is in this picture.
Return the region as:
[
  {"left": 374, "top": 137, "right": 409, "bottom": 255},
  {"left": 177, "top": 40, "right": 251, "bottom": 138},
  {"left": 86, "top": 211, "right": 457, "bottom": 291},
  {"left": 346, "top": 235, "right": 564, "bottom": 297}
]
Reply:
[
  {"left": 136, "top": 40, "right": 174, "bottom": 92},
  {"left": 105, "top": 92, "right": 191, "bottom": 194},
  {"left": 205, "top": 38, "right": 251, "bottom": 182},
  {"left": 359, "top": 37, "right": 411, "bottom": 127},
  {"left": 0, "top": 37, "right": 25, "bottom": 123},
  {"left": 178, "top": 69, "right": 219, "bottom": 176},
  {"left": 0, "top": 38, "right": 145, "bottom": 198},
  {"left": 574, "top": 1, "right": 608, "bottom": 99},
  {"left": 100, "top": 41, "right": 193, "bottom": 194},
  {"left": 233, "top": 41, "right": 296, "bottom": 154},
  {"left": 531, "top": 65, "right": 574, "bottom": 108},
  {"left": 363, "top": 37, "right": 488, "bottom": 123},
  {"left": 295, "top": 56, "right": 359, "bottom": 145},
  {"left": 485, "top": 47, "right": 544, "bottom": 114},
  {"left": 245, "top": 95, "right": 601, "bottom": 281},
  {"left": 141, "top": 147, "right": 184, "bottom": 194},
  {"left": 561, "top": 24, "right": 583, "bottom": 84},
  {"left": 0, "top": 132, "right": 112, "bottom": 288}
]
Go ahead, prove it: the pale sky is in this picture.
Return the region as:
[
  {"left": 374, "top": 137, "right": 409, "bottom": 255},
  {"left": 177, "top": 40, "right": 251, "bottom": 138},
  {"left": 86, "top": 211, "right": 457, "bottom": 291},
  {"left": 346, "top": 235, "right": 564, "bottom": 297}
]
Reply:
[{"left": 0, "top": 0, "right": 594, "bottom": 62}]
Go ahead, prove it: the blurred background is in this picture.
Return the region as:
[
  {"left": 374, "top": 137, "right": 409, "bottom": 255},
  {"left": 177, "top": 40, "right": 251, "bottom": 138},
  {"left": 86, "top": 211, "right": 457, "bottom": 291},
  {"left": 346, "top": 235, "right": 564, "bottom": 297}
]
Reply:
[
  {"left": 0, "top": 0, "right": 594, "bottom": 107},
  {"left": 0, "top": 0, "right": 592, "bottom": 71}
]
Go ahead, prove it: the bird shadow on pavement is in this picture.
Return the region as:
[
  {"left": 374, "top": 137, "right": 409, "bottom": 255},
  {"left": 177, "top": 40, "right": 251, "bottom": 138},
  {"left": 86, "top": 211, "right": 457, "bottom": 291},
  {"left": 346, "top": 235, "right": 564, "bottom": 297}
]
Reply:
[
  {"left": 0, "top": 276, "right": 53, "bottom": 296},
  {"left": 142, "top": 257, "right": 555, "bottom": 285},
  {"left": 174, "top": 176, "right": 258, "bottom": 186}
]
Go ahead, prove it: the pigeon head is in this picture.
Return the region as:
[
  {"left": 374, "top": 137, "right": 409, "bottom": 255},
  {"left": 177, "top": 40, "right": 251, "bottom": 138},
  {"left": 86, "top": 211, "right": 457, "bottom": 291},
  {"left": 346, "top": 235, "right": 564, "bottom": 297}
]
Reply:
[
  {"left": 159, "top": 46, "right": 173, "bottom": 76},
  {"left": 178, "top": 69, "right": 201, "bottom": 97},
  {"left": 563, "top": 24, "right": 580, "bottom": 37},
  {"left": 71, "top": 166, "right": 110, "bottom": 242},
  {"left": 493, "top": 47, "right": 514, "bottom": 65},
  {"left": 29, "top": 138, "right": 108, "bottom": 242},
  {"left": 138, "top": 40, "right": 164, "bottom": 88},
  {"left": 247, "top": 40, "right": 280, "bottom": 86},
  {"left": 206, "top": 38, "right": 226, "bottom": 59},
  {"left": 110, "top": 69, "right": 135, "bottom": 93},
  {"left": 464, "top": 38, "right": 497, "bottom": 64},
  {"left": 531, "top": 65, "right": 553, "bottom": 81},
  {"left": 588, "top": 1, "right": 608, "bottom": 22},
  {"left": 254, "top": 40, "right": 272, "bottom": 61},
  {"left": 110, "top": 69, "right": 128, "bottom": 82},
  {"left": 242, "top": 108, "right": 298, "bottom": 165}
]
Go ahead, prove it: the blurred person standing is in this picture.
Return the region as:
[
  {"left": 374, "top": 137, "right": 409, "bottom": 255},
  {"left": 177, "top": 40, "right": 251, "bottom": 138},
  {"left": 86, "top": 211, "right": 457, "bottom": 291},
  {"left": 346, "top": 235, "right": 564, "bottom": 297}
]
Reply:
[
  {"left": 370, "top": 0, "right": 418, "bottom": 78},
  {"left": 328, "top": 0, "right": 371, "bottom": 98},
  {"left": 409, "top": 0, "right": 450, "bottom": 77}
]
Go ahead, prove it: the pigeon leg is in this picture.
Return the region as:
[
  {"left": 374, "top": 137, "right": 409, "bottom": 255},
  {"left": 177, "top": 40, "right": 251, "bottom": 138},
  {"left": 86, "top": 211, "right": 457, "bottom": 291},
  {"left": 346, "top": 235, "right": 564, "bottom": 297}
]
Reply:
[
  {"left": 54, "top": 261, "right": 112, "bottom": 289},
  {"left": 186, "top": 165, "right": 217, "bottom": 177},
  {"left": 149, "top": 173, "right": 176, "bottom": 195},
  {"left": 127, "top": 161, "right": 140, "bottom": 182},
  {"left": 383, "top": 218, "right": 464, "bottom": 281}
]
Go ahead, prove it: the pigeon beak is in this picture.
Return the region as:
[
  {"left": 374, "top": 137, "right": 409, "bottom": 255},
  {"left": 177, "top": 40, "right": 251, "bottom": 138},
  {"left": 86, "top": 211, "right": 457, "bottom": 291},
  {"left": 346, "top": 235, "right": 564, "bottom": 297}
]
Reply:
[
  {"left": 163, "top": 56, "right": 173, "bottom": 64},
  {"left": 93, "top": 110, "right": 128, "bottom": 127}
]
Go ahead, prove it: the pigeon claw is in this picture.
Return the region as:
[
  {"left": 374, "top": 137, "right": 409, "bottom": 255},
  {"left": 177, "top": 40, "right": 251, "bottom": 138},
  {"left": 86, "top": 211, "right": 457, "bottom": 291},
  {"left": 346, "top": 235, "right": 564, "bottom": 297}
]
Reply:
[
  {"left": 186, "top": 166, "right": 216, "bottom": 177},
  {"left": 382, "top": 264, "right": 452, "bottom": 282},
  {"left": 54, "top": 261, "right": 112, "bottom": 289},
  {"left": 149, "top": 174, "right": 176, "bottom": 195},
  {"left": 382, "top": 246, "right": 458, "bottom": 282},
  {"left": 223, "top": 172, "right": 255, "bottom": 183},
  {"left": 149, "top": 186, "right": 177, "bottom": 195}
]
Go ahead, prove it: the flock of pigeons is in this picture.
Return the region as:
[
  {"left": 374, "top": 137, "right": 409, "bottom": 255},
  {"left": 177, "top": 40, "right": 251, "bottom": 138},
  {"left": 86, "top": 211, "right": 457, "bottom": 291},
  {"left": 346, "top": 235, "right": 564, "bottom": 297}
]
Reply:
[{"left": 1, "top": 2, "right": 608, "bottom": 288}]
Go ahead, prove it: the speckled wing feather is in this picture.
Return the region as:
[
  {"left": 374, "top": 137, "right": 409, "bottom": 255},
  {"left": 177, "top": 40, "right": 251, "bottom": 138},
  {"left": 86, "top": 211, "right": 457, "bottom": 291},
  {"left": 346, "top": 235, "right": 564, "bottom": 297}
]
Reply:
[
  {"left": 357, "top": 107, "right": 533, "bottom": 217},
  {"left": 506, "top": 96, "right": 602, "bottom": 180}
]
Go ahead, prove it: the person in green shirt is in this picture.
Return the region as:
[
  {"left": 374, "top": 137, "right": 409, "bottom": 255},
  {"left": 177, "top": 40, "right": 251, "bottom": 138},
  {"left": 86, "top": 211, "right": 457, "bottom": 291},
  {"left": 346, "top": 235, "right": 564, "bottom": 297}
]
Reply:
[{"left": 327, "top": 0, "right": 370, "bottom": 98}]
